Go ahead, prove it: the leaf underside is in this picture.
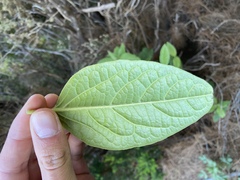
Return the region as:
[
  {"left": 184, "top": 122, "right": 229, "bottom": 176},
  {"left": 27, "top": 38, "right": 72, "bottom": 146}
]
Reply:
[{"left": 54, "top": 60, "right": 213, "bottom": 150}]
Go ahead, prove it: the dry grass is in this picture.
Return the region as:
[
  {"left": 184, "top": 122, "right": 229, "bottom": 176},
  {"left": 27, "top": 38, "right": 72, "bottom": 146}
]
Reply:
[
  {"left": 161, "top": 134, "right": 205, "bottom": 180},
  {"left": 160, "top": 0, "right": 240, "bottom": 178}
]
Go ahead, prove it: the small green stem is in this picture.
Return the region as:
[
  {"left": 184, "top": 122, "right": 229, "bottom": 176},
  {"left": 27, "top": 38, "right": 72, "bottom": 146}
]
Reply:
[{"left": 26, "top": 110, "right": 35, "bottom": 115}]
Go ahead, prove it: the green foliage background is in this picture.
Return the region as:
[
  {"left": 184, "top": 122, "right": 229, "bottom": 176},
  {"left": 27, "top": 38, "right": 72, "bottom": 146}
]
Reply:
[{"left": 86, "top": 146, "right": 163, "bottom": 180}]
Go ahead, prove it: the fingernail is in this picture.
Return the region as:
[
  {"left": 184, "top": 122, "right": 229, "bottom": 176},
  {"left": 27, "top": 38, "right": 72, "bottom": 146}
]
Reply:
[{"left": 31, "top": 111, "right": 59, "bottom": 138}]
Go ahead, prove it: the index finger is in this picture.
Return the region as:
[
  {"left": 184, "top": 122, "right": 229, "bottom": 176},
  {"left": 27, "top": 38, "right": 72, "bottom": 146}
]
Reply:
[{"left": 0, "top": 94, "right": 47, "bottom": 179}]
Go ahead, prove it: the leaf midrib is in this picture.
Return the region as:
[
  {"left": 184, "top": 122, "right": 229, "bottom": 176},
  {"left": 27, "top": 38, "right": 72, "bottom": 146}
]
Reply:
[{"left": 53, "top": 93, "right": 212, "bottom": 112}]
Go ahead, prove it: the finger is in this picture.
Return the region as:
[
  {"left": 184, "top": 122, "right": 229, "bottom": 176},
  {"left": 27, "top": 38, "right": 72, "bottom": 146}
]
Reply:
[
  {"left": 30, "top": 109, "right": 76, "bottom": 180},
  {"left": 45, "top": 94, "right": 70, "bottom": 135},
  {"left": 68, "top": 135, "right": 92, "bottom": 177},
  {"left": 28, "top": 149, "right": 41, "bottom": 180},
  {"left": 45, "top": 94, "right": 58, "bottom": 108},
  {"left": 29, "top": 94, "right": 58, "bottom": 180},
  {"left": 0, "top": 94, "right": 47, "bottom": 179}
]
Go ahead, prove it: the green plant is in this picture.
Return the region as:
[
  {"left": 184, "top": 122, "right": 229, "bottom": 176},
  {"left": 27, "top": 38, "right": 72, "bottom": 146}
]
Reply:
[
  {"left": 135, "top": 152, "right": 160, "bottom": 180},
  {"left": 159, "top": 42, "right": 182, "bottom": 68},
  {"left": 98, "top": 42, "right": 182, "bottom": 69},
  {"left": 209, "top": 98, "right": 231, "bottom": 122},
  {"left": 87, "top": 146, "right": 163, "bottom": 180},
  {"left": 36, "top": 60, "right": 214, "bottom": 150},
  {"left": 98, "top": 43, "right": 153, "bottom": 63},
  {"left": 138, "top": 47, "right": 154, "bottom": 61},
  {"left": 198, "top": 155, "right": 233, "bottom": 180}
]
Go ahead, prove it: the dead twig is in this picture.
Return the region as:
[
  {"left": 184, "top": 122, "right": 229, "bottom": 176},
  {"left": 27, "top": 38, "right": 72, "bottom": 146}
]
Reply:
[
  {"left": 24, "top": 47, "right": 71, "bottom": 60},
  {"left": 131, "top": 13, "right": 149, "bottom": 48},
  {"left": 81, "top": 3, "right": 115, "bottom": 13},
  {"left": 211, "top": 19, "right": 240, "bottom": 34},
  {"left": 154, "top": 0, "right": 161, "bottom": 51}
]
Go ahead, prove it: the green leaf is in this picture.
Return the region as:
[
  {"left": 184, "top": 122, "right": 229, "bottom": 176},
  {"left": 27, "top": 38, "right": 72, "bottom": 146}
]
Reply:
[
  {"left": 166, "top": 42, "right": 177, "bottom": 57},
  {"left": 114, "top": 43, "right": 126, "bottom": 57},
  {"left": 119, "top": 53, "right": 141, "bottom": 60},
  {"left": 108, "top": 51, "right": 117, "bottom": 60},
  {"left": 54, "top": 60, "right": 214, "bottom": 150},
  {"left": 216, "top": 107, "right": 226, "bottom": 118},
  {"left": 172, "top": 56, "right": 182, "bottom": 68},
  {"left": 159, "top": 44, "right": 170, "bottom": 65},
  {"left": 213, "top": 112, "right": 221, "bottom": 122},
  {"left": 138, "top": 47, "right": 154, "bottom": 61},
  {"left": 221, "top": 101, "right": 230, "bottom": 109},
  {"left": 209, "top": 104, "right": 218, "bottom": 113},
  {"left": 98, "top": 56, "right": 115, "bottom": 63}
]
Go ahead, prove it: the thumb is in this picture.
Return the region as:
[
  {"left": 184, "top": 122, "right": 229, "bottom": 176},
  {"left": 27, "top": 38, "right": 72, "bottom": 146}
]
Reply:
[{"left": 30, "top": 109, "right": 77, "bottom": 180}]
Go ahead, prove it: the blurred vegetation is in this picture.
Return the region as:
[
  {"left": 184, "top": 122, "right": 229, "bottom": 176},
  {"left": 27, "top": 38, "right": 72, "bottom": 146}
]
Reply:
[
  {"left": 0, "top": 0, "right": 72, "bottom": 101},
  {"left": 198, "top": 155, "right": 237, "bottom": 180},
  {"left": 86, "top": 145, "right": 163, "bottom": 180}
]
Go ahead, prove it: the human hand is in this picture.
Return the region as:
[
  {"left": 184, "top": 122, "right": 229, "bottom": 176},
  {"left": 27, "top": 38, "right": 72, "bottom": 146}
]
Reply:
[{"left": 0, "top": 94, "right": 94, "bottom": 180}]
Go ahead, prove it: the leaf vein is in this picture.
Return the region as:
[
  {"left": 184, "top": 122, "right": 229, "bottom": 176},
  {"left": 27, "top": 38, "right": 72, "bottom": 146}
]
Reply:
[
  {"left": 53, "top": 94, "right": 212, "bottom": 112},
  {"left": 112, "top": 108, "right": 170, "bottom": 129},
  {"left": 110, "top": 69, "right": 154, "bottom": 104},
  {"left": 152, "top": 103, "right": 194, "bottom": 119},
  {"left": 60, "top": 68, "right": 128, "bottom": 108},
  {"left": 58, "top": 111, "right": 134, "bottom": 137}
]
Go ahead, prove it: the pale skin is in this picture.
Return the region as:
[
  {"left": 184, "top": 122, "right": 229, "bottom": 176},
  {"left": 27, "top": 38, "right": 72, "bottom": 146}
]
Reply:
[{"left": 0, "top": 94, "right": 94, "bottom": 180}]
